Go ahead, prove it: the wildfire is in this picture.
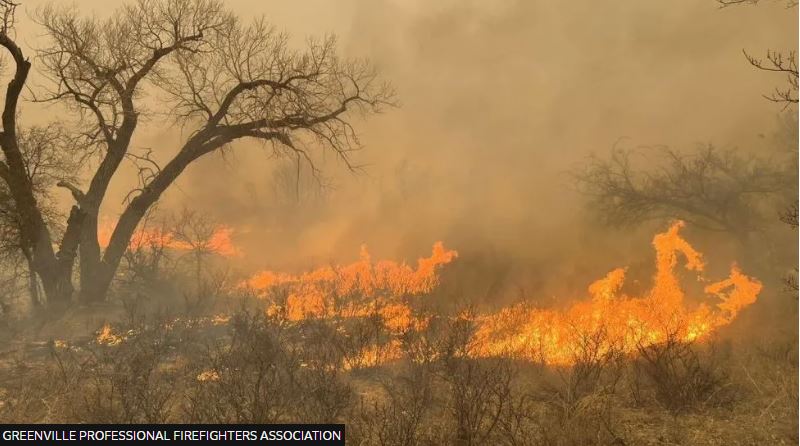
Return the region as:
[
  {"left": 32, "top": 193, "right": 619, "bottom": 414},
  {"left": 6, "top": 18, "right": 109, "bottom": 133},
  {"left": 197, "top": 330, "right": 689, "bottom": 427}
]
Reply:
[
  {"left": 243, "top": 242, "right": 458, "bottom": 328},
  {"left": 470, "top": 221, "right": 762, "bottom": 365},
  {"left": 243, "top": 222, "right": 761, "bottom": 367},
  {"left": 97, "top": 220, "right": 240, "bottom": 257},
  {"left": 96, "top": 323, "right": 124, "bottom": 346}
]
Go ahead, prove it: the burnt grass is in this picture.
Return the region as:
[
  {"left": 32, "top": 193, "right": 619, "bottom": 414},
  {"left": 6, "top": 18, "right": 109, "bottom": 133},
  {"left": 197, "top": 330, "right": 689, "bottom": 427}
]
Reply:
[{"left": 0, "top": 292, "right": 796, "bottom": 446}]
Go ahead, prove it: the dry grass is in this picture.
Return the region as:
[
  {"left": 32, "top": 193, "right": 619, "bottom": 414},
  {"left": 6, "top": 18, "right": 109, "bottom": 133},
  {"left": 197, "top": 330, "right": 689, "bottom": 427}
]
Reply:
[{"left": 0, "top": 285, "right": 795, "bottom": 446}]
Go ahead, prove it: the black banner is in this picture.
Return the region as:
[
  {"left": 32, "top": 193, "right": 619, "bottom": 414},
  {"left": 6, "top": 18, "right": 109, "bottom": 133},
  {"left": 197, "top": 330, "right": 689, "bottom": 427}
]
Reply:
[{"left": 0, "top": 425, "right": 344, "bottom": 444}]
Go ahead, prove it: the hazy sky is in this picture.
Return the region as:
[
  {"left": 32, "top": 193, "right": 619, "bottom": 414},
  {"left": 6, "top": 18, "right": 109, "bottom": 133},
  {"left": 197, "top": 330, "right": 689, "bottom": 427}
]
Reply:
[{"left": 10, "top": 0, "right": 798, "bottom": 280}]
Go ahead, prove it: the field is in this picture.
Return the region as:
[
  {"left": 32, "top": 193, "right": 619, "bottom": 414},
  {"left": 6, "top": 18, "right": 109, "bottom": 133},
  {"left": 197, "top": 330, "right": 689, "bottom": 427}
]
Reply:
[{"left": 0, "top": 223, "right": 796, "bottom": 446}]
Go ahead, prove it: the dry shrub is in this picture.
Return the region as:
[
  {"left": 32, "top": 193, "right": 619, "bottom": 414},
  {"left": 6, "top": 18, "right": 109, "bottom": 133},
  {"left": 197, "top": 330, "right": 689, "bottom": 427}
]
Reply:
[
  {"left": 399, "top": 315, "right": 455, "bottom": 366},
  {"left": 519, "top": 328, "right": 625, "bottom": 446},
  {"left": 440, "top": 357, "right": 514, "bottom": 446},
  {"left": 631, "top": 335, "right": 731, "bottom": 413},
  {"left": 733, "top": 337, "right": 798, "bottom": 441},
  {"left": 69, "top": 324, "right": 180, "bottom": 423},
  {"left": 352, "top": 314, "right": 519, "bottom": 446},
  {"left": 292, "top": 319, "right": 353, "bottom": 422},
  {"left": 431, "top": 314, "right": 514, "bottom": 446},
  {"left": 494, "top": 391, "right": 541, "bottom": 446},
  {"left": 335, "top": 314, "right": 393, "bottom": 371},
  {"left": 184, "top": 311, "right": 351, "bottom": 423},
  {"left": 539, "top": 328, "right": 624, "bottom": 415},
  {"left": 348, "top": 364, "right": 441, "bottom": 446},
  {"left": 535, "top": 393, "right": 621, "bottom": 446},
  {"left": 0, "top": 344, "right": 76, "bottom": 423}
]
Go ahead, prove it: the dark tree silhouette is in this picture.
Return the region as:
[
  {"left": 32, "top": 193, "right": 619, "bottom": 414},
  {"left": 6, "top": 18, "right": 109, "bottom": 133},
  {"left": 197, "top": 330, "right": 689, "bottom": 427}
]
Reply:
[
  {"left": 0, "top": 124, "right": 85, "bottom": 307},
  {"left": 573, "top": 145, "right": 792, "bottom": 237},
  {"left": 743, "top": 49, "right": 799, "bottom": 107},
  {"left": 718, "top": 0, "right": 799, "bottom": 108},
  {"left": 0, "top": 0, "right": 394, "bottom": 306}
]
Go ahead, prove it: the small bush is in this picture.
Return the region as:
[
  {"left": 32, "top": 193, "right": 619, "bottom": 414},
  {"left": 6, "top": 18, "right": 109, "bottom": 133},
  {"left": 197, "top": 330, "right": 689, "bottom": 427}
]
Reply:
[{"left": 632, "top": 336, "right": 729, "bottom": 412}]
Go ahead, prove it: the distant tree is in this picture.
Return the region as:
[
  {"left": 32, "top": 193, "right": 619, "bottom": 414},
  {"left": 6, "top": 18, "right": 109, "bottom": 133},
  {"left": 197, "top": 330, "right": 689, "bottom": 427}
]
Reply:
[
  {"left": 168, "top": 208, "right": 221, "bottom": 299},
  {"left": 0, "top": 0, "right": 393, "bottom": 306},
  {"left": 269, "top": 159, "right": 328, "bottom": 208},
  {"left": 716, "top": 0, "right": 799, "bottom": 228},
  {"left": 573, "top": 144, "right": 792, "bottom": 238},
  {"left": 577, "top": 1, "right": 798, "bottom": 238}
]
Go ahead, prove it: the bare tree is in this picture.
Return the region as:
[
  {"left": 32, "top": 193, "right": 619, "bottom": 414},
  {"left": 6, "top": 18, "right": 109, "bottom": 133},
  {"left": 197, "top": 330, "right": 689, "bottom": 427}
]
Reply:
[
  {"left": 10, "top": 124, "right": 85, "bottom": 307},
  {"left": 711, "top": 0, "right": 799, "bottom": 234},
  {"left": 717, "top": 0, "right": 799, "bottom": 107},
  {"left": 717, "top": 0, "right": 798, "bottom": 8},
  {"left": 169, "top": 209, "right": 217, "bottom": 284},
  {"left": 0, "top": 120, "right": 85, "bottom": 308},
  {"left": 573, "top": 145, "right": 791, "bottom": 237},
  {"left": 744, "top": 49, "right": 798, "bottom": 107},
  {"left": 0, "top": 0, "right": 79, "bottom": 307},
  {"left": 718, "top": 0, "right": 800, "bottom": 296},
  {"left": 0, "top": 0, "right": 393, "bottom": 306}
]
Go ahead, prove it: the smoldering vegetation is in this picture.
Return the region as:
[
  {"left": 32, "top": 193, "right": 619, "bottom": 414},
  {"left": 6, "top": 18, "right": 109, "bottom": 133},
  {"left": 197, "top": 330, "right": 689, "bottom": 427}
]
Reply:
[{"left": 0, "top": 0, "right": 796, "bottom": 444}]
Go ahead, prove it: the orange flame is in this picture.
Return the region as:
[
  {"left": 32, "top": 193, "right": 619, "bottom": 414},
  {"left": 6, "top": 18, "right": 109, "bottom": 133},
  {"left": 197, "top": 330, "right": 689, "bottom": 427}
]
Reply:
[
  {"left": 97, "top": 220, "right": 241, "bottom": 257},
  {"left": 470, "top": 221, "right": 762, "bottom": 365},
  {"left": 244, "top": 242, "right": 458, "bottom": 329},
  {"left": 239, "top": 222, "right": 762, "bottom": 367}
]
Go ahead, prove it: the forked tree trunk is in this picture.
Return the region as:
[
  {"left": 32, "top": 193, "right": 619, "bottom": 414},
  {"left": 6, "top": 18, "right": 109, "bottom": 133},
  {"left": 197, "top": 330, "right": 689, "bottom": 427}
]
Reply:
[{"left": 75, "top": 140, "right": 217, "bottom": 303}]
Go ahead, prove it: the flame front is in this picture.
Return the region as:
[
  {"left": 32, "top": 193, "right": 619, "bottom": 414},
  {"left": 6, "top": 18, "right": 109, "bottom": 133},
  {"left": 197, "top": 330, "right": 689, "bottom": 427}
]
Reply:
[
  {"left": 471, "top": 221, "right": 762, "bottom": 365},
  {"left": 239, "top": 221, "right": 762, "bottom": 367},
  {"left": 244, "top": 242, "right": 458, "bottom": 329}
]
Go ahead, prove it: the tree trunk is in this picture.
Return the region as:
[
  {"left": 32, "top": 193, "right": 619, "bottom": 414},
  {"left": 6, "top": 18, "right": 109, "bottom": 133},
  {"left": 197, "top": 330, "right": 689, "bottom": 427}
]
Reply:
[
  {"left": 0, "top": 34, "right": 75, "bottom": 308},
  {"left": 78, "top": 211, "right": 106, "bottom": 303},
  {"left": 35, "top": 254, "right": 74, "bottom": 307},
  {"left": 21, "top": 249, "right": 40, "bottom": 308},
  {"left": 28, "top": 271, "right": 40, "bottom": 308},
  {"left": 58, "top": 132, "right": 239, "bottom": 303},
  {"left": 90, "top": 203, "right": 149, "bottom": 302},
  {"left": 40, "top": 271, "right": 73, "bottom": 307},
  {"left": 83, "top": 140, "right": 218, "bottom": 302},
  {"left": 79, "top": 265, "right": 115, "bottom": 304}
]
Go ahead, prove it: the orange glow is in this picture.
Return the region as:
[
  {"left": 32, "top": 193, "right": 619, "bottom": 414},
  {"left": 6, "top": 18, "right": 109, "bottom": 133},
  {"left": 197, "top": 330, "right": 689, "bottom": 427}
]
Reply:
[
  {"left": 96, "top": 323, "right": 123, "bottom": 346},
  {"left": 225, "top": 223, "right": 762, "bottom": 367},
  {"left": 244, "top": 242, "right": 457, "bottom": 330},
  {"left": 470, "top": 221, "right": 762, "bottom": 365},
  {"left": 97, "top": 220, "right": 241, "bottom": 257}
]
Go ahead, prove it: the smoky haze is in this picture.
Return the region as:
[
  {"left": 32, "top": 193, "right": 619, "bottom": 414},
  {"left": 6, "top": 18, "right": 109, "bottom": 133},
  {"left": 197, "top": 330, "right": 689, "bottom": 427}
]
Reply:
[{"left": 12, "top": 0, "right": 798, "bottom": 300}]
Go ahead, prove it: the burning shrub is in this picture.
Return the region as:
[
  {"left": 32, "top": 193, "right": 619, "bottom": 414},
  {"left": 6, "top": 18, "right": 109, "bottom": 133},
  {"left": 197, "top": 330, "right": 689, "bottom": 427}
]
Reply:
[
  {"left": 336, "top": 314, "right": 396, "bottom": 371},
  {"left": 238, "top": 223, "right": 763, "bottom": 373},
  {"left": 536, "top": 328, "right": 625, "bottom": 418},
  {"left": 244, "top": 242, "right": 458, "bottom": 325}
]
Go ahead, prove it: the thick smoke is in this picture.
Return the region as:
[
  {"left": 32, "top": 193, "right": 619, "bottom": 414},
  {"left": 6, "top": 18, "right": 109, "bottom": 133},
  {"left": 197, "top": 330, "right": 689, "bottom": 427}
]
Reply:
[{"left": 15, "top": 0, "right": 800, "bottom": 304}]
